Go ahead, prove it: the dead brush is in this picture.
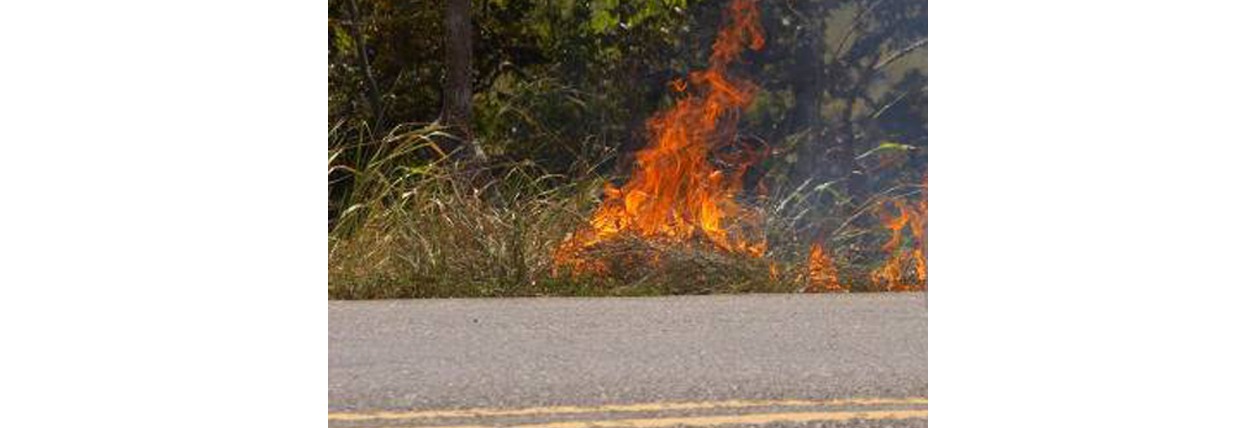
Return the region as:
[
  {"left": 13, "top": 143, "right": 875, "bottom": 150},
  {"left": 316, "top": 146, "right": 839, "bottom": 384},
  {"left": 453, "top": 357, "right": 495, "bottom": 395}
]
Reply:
[{"left": 552, "top": 235, "right": 792, "bottom": 295}]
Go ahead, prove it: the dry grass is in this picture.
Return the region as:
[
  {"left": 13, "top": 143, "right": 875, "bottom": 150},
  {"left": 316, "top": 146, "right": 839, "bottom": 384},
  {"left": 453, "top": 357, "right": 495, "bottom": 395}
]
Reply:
[
  {"left": 328, "top": 124, "right": 599, "bottom": 298},
  {"left": 328, "top": 124, "right": 924, "bottom": 299}
]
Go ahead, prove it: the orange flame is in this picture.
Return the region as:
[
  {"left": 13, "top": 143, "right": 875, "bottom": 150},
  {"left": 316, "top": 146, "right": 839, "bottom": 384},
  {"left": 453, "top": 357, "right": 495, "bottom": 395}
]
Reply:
[
  {"left": 807, "top": 242, "right": 847, "bottom": 292},
  {"left": 555, "top": 0, "right": 767, "bottom": 273},
  {"left": 909, "top": 180, "right": 927, "bottom": 284},
  {"left": 870, "top": 178, "right": 928, "bottom": 291}
]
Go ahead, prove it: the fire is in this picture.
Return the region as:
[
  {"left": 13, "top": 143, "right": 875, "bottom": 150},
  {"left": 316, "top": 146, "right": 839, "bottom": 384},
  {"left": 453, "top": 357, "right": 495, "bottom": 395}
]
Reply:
[
  {"left": 870, "top": 179, "right": 928, "bottom": 291},
  {"left": 807, "top": 242, "right": 847, "bottom": 292},
  {"left": 554, "top": 0, "right": 767, "bottom": 273},
  {"left": 909, "top": 182, "right": 927, "bottom": 284}
]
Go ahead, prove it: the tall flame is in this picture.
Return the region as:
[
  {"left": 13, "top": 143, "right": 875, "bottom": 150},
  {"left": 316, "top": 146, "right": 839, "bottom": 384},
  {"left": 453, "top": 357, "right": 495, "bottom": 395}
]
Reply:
[{"left": 555, "top": 0, "right": 767, "bottom": 273}]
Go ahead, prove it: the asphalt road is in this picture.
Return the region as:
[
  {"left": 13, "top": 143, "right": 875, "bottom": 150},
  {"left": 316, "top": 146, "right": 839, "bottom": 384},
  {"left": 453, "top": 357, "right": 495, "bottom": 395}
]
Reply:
[{"left": 329, "top": 293, "right": 927, "bottom": 427}]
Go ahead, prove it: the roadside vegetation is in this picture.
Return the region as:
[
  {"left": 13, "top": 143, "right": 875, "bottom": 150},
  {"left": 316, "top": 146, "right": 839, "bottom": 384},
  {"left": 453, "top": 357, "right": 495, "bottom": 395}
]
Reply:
[{"left": 329, "top": 0, "right": 927, "bottom": 298}]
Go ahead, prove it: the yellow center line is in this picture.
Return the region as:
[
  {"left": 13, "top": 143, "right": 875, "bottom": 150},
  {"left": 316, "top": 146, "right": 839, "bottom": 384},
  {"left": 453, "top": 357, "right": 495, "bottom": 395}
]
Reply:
[
  {"left": 328, "top": 397, "right": 927, "bottom": 422},
  {"left": 400, "top": 409, "right": 928, "bottom": 428}
]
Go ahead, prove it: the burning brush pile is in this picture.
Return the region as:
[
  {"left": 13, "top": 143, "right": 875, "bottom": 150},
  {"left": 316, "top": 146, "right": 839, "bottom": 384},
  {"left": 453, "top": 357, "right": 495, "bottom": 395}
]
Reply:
[
  {"left": 551, "top": 0, "right": 769, "bottom": 288},
  {"left": 551, "top": 0, "right": 926, "bottom": 293}
]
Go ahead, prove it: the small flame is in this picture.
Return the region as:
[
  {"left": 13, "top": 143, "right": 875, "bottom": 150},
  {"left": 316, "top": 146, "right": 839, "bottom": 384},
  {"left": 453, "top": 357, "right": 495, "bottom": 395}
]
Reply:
[
  {"left": 870, "top": 178, "right": 928, "bottom": 291},
  {"left": 555, "top": 0, "right": 767, "bottom": 274},
  {"left": 807, "top": 242, "right": 847, "bottom": 292}
]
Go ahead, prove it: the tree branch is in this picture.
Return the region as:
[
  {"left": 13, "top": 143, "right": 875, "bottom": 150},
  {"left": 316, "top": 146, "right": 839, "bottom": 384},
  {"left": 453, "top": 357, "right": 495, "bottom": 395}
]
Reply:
[
  {"left": 874, "top": 38, "right": 927, "bottom": 72},
  {"left": 833, "top": 0, "right": 884, "bottom": 63}
]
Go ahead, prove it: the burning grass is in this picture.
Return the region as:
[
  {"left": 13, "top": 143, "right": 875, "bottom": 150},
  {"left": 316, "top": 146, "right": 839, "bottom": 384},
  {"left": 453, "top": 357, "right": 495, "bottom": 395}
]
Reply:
[
  {"left": 326, "top": 125, "right": 787, "bottom": 299},
  {"left": 328, "top": 0, "right": 926, "bottom": 299},
  {"left": 552, "top": 236, "right": 787, "bottom": 295},
  {"left": 553, "top": 0, "right": 768, "bottom": 275},
  {"left": 327, "top": 125, "right": 926, "bottom": 299}
]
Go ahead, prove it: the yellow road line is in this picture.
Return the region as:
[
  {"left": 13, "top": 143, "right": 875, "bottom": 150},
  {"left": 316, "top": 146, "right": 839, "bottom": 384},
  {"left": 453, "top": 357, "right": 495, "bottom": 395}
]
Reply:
[
  {"left": 403, "top": 409, "right": 928, "bottom": 428},
  {"left": 329, "top": 397, "right": 927, "bottom": 422}
]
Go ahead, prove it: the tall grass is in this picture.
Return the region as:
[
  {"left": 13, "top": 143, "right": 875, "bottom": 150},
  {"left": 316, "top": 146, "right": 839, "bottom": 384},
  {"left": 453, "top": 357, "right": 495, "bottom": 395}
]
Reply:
[
  {"left": 329, "top": 124, "right": 923, "bottom": 299},
  {"left": 329, "top": 122, "right": 604, "bottom": 298}
]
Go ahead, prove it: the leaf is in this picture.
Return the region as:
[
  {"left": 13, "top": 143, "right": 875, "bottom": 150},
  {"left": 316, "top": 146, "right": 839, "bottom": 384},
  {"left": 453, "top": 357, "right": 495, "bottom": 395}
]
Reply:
[
  {"left": 331, "top": 23, "right": 354, "bottom": 54},
  {"left": 590, "top": 9, "right": 617, "bottom": 34}
]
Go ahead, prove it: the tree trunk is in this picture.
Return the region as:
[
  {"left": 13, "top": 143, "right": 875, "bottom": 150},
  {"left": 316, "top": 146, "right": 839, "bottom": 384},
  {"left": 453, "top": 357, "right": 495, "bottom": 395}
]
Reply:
[
  {"left": 441, "top": 0, "right": 483, "bottom": 159},
  {"left": 838, "top": 96, "right": 867, "bottom": 213},
  {"left": 788, "top": 2, "right": 826, "bottom": 189},
  {"left": 346, "top": 0, "right": 382, "bottom": 127},
  {"left": 790, "top": 6, "right": 824, "bottom": 135}
]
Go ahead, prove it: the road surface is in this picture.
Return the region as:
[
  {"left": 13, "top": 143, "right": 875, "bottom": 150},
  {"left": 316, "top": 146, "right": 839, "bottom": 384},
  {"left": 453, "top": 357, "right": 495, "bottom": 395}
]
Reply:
[{"left": 330, "top": 293, "right": 927, "bottom": 427}]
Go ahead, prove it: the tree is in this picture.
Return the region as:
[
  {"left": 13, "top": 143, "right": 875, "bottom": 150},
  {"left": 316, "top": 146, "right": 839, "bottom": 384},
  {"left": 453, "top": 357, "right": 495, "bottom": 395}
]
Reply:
[
  {"left": 441, "top": 0, "right": 484, "bottom": 160},
  {"left": 789, "top": 0, "right": 825, "bottom": 145},
  {"left": 825, "top": 0, "right": 927, "bottom": 218}
]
